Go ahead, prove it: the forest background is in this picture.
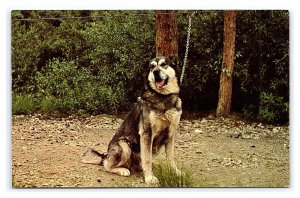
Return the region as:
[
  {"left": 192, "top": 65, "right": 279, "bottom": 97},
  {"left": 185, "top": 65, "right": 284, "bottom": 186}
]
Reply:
[{"left": 11, "top": 10, "right": 289, "bottom": 124}]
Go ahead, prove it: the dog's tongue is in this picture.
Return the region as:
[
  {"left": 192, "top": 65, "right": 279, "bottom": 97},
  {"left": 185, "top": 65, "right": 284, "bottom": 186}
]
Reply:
[{"left": 155, "top": 81, "right": 164, "bottom": 88}]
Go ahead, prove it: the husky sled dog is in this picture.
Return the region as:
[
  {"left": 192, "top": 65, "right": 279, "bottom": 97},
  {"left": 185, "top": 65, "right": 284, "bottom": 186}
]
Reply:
[{"left": 82, "top": 56, "right": 182, "bottom": 185}]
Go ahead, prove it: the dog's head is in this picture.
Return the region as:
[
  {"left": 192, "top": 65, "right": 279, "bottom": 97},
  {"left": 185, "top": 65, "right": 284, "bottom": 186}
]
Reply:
[{"left": 146, "top": 56, "right": 179, "bottom": 95}]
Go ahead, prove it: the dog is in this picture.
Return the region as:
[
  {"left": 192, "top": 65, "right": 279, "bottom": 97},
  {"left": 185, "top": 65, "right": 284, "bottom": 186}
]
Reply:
[{"left": 82, "top": 56, "right": 182, "bottom": 185}]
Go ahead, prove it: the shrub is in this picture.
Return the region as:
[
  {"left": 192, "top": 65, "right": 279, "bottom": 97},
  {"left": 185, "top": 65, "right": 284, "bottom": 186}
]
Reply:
[
  {"left": 242, "top": 104, "right": 256, "bottom": 118},
  {"left": 34, "top": 59, "right": 127, "bottom": 114},
  {"left": 258, "top": 92, "right": 289, "bottom": 123},
  {"left": 12, "top": 94, "right": 35, "bottom": 115},
  {"left": 40, "top": 96, "right": 58, "bottom": 113}
]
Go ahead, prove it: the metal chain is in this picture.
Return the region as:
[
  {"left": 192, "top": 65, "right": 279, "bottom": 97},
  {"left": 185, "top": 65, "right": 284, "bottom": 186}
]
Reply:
[{"left": 180, "top": 11, "right": 197, "bottom": 86}]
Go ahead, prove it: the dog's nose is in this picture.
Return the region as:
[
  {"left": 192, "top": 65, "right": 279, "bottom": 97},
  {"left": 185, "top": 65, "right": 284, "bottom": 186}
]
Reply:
[{"left": 153, "top": 70, "right": 160, "bottom": 78}]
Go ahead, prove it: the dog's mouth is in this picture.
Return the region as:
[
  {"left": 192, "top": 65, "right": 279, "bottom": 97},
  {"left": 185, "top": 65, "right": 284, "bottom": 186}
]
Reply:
[{"left": 155, "top": 77, "right": 168, "bottom": 89}]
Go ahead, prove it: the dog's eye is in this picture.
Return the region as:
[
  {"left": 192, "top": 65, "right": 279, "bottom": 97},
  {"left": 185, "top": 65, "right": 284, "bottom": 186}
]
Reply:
[
  {"left": 160, "top": 63, "right": 167, "bottom": 67},
  {"left": 150, "top": 64, "right": 156, "bottom": 69}
]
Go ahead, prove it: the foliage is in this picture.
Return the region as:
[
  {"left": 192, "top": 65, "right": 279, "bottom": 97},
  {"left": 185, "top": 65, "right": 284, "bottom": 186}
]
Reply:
[
  {"left": 34, "top": 59, "right": 126, "bottom": 114},
  {"left": 178, "top": 11, "right": 224, "bottom": 110},
  {"left": 12, "top": 94, "right": 35, "bottom": 115},
  {"left": 12, "top": 10, "right": 155, "bottom": 114},
  {"left": 11, "top": 10, "right": 289, "bottom": 123},
  {"left": 258, "top": 92, "right": 289, "bottom": 123},
  {"left": 40, "top": 96, "right": 58, "bottom": 114},
  {"left": 233, "top": 10, "right": 289, "bottom": 123},
  {"left": 153, "top": 161, "right": 194, "bottom": 187}
]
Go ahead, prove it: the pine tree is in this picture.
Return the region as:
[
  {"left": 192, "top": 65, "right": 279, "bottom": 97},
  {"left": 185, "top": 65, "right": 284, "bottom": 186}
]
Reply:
[{"left": 216, "top": 11, "right": 237, "bottom": 116}]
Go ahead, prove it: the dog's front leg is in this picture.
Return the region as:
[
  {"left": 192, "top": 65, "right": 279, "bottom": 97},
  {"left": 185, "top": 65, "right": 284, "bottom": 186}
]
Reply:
[
  {"left": 165, "top": 132, "right": 176, "bottom": 168},
  {"left": 165, "top": 110, "right": 182, "bottom": 176},
  {"left": 139, "top": 125, "right": 159, "bottom": 185},
  {"left": 166, "top": 131, "right": 183, "bottom": 176}
]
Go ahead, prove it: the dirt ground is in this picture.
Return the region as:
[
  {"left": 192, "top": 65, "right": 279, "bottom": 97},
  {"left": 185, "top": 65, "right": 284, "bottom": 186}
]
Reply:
[{"left": 11, "top": 113, "right": 289, "bottom": 188}]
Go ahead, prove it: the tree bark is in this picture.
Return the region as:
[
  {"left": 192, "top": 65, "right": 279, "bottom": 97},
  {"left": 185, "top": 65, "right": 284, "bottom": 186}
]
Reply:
[
  {"left": 155, "top": 10, "right": 178, "bottom": 57},
  {"left": 216, "top": 11, "right": 237, "bottom": 117}
]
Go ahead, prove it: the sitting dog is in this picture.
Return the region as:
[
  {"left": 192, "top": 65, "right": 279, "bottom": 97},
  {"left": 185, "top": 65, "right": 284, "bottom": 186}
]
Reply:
[{"left": 82, "top": 56, "right": 182, "bottom": 185}]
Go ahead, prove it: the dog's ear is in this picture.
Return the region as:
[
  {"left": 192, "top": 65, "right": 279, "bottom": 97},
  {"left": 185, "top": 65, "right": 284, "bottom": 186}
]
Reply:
[
  {"left": 168, "top": 55, "right": 179, "bottom": 73},
  {"left": 169, "top": 55, "right": 178, "bottom": 65},
  {"left": 142, "top": 57, "right": 151, "bottom": 69},
  {"left": 141, "top": 57, "right": 151, "bottom": 83}
]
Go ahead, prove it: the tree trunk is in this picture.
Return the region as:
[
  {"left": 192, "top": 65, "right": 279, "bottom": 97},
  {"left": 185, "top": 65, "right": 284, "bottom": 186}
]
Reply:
[
  {"left": 155, "top": 10, "right": 178, "bottom": 57},
  {"left": 216, "top": 11, "right": 237, "bottom": 117}
]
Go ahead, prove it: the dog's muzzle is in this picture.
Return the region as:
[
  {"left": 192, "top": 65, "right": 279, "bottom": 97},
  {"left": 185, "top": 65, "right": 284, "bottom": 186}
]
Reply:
[{"left": 153, "top": 69, "right": 168, "bottom": 89}]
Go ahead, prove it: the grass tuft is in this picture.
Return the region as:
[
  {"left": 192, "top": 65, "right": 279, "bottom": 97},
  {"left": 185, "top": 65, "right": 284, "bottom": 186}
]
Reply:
[{"left": 153, "top": 161, "right": 194, "bottom": 187}]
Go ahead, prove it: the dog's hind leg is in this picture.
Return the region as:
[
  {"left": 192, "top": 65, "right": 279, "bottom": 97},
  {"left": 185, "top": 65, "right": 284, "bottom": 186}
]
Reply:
[
  {"left": 104, "top": 141, "right": 132, "bottom": 177},
  {"left": 82, "top": 148, "right": 106, "bottom": 165}
]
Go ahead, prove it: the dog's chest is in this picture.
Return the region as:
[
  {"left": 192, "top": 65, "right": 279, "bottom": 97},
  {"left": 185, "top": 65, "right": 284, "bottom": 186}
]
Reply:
[{"left": 149, "top": 109, "right": 181, "bottom": 134}]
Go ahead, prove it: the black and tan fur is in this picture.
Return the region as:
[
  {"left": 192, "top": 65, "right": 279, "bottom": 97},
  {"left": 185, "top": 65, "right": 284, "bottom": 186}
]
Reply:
[{"left": 82, "top": 56, "right": 182, "bottom": 185}]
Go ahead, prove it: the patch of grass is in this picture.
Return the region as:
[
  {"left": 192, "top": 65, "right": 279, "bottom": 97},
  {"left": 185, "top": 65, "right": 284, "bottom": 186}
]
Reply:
[
  {"left": 40, "top": 96, "right": 58, "bottom": 113},
  {"left": 12, "top": 94, "right": 35, "bottom": 115},
  {"left": 153, "top": 161, "right": 194, "bottom": 187}
]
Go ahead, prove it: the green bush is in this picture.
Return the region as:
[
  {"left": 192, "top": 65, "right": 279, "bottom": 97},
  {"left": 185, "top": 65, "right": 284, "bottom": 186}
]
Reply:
[
  {"left": 40, "top": 96, "right": 58, "bottom": 113},
  {"left": 258, "top": 92, "right": 289, "bottom": 123},
  {"left": 12, "top": 94, "right": 35, "bottom": 114},
  {"left": 35, "top": 59, "right": 127, "bottom": 114},
  {"left": 242, "top": 104, "right": 256, "bottom": 118}
]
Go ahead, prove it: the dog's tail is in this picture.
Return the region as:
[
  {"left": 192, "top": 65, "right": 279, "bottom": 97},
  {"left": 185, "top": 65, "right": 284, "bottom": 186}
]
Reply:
[{"left": 82, "top": 148, "right": 107, "bottom": 165}]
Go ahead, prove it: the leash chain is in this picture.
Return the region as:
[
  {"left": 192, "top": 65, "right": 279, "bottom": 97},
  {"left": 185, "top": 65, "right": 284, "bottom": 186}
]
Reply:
[{"left": 180, "top": 11, "right": 197, "bottom": 86}]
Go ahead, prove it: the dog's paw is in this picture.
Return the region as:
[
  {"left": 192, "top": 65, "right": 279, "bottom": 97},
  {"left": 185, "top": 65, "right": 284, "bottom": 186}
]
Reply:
[
  {"left": 118, "top": 168, "right": 131, "bottom": 177},
  {"left": 145, "top": 175, "right": 159, "bottom": 185}
]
